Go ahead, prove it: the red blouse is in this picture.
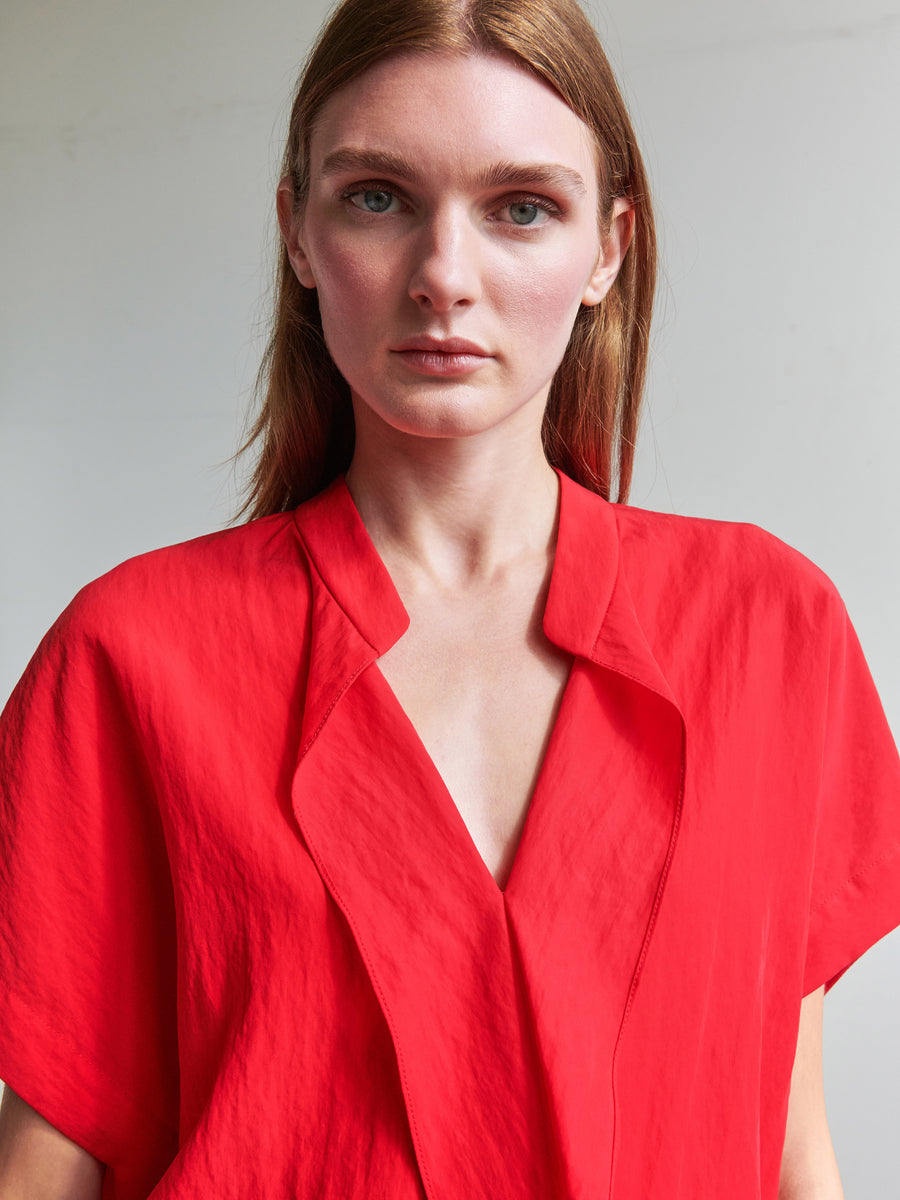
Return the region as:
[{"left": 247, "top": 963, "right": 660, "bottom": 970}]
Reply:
[{"left": 1, "top": 472, "right": 898, "bottom": 1199}]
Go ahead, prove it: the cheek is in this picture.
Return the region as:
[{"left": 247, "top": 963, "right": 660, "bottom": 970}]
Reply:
[
  {"left": 309, "top": 234, "right": 395, "bottom": 341},
  {"left": 497, "top": 247, "right": 597, "bottom": 356}
]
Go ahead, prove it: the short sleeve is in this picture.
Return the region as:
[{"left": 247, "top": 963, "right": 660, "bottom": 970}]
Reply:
[
  {"left": 803, "top": 592, "right": 900, "bottom": 994},
  {"left": 0, "top": 587, "right": 179, "bottom": 1189}
]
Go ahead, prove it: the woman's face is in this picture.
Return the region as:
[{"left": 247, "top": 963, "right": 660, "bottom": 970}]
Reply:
[{"left": 280, "top": 51, "right": 630, "bottom": 445}]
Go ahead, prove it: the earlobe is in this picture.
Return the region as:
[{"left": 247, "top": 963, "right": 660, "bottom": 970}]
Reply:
[
  {"left": 581, "top": 198, "right": 635, "bottom": 307},
  {"left": 276, "top": 176, "right": 317, "bottom": 289}
]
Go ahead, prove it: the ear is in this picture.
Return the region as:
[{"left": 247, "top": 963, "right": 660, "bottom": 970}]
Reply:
[
  {"left": 581, "top": 197, "right": 635, "bottom": 307},
  {"left": 276, "top": 175, "right": 317, "bottom": 289}
]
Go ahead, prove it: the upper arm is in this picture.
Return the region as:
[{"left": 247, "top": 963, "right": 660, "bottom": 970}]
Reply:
[
  {"left": 778, "top": 987, "right": 844, "bottom": 1200},
  {"left": 0, "top": 1086, "right": 105, "bottom": 1200}
]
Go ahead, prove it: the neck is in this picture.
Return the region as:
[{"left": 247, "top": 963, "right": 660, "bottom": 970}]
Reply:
[{"left": 345, "top": 417, "right": 560, "bottom": 592}]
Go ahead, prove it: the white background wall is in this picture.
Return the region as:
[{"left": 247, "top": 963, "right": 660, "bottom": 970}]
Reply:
[{"left": 2, "top": 0, "right": 898, "bottom": 1192}]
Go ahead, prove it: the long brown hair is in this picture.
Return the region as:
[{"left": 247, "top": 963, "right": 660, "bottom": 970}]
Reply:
[{"left": 239, "top": 0, "right": 656, "bottom": 519}]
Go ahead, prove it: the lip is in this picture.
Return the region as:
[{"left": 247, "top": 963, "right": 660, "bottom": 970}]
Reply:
[
  {"left": 392, "top": 335, "right": 490, "bottom": 355},
  {"left": 390, "top": 335, "right": 492, "bottom": 378}
]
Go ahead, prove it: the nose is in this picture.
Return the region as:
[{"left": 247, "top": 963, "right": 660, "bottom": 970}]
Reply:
[{"left": 407, "top": 205, "right": 482, "bottom": 312}]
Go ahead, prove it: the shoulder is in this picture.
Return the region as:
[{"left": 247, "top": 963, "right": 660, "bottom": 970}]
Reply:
[
  {"left": 612, "top": 501, "right": 843, "bottom": 627},
  {"left": 597, "top": 500, "right": 854, "bottom": 692},
  {"left": 59, "top": 511, "right": 310, "bottom": 643},
  {"left": 18, "top": 511, "right": 314, "bottom": 703}
]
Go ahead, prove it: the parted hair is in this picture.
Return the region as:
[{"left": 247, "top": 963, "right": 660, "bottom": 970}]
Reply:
[{"left": 239, "top": 0, "right": 656, "bottom": 519}]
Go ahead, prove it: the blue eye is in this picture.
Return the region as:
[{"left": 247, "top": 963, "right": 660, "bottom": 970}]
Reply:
[
  {"left": 350, "top": 189, "right": 397, "bottom": 213},
  {"left": 509, "top": 202, "right": 541, "bottom": 225}
]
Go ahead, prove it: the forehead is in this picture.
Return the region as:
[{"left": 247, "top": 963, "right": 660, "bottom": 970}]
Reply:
[{"left": 308, "top": 51, "right": 598, "bottom": 186}]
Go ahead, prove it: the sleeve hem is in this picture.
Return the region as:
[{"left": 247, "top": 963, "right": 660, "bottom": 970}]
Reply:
[
  {"left": 0, "top": 981, "right": 178, "bottom": 1169},
  {"left": 803, "top": 840, "right": 900, "bottom": 996}
]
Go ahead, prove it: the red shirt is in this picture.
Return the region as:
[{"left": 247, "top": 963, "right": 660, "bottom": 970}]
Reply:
[{"left": 1, "top": 472, "right": 899, "bottom": 1199}]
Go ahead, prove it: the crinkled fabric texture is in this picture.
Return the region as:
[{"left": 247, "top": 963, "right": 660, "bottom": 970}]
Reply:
[{"left": 1, "top": 473, "right": 899, "bottom": 1199}]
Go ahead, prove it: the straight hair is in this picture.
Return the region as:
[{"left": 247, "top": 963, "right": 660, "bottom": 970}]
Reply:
[{"left": 239, "top": 0, "right": 656, "bottom": 518}]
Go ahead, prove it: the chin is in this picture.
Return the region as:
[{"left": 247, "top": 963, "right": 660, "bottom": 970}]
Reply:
[
  {"left": 387, "top": 409, "right": 493, "bottom": 441},
  {"left": 356, "top": 387, "right": 508, "bottom": 441},
  {"left": 354, "top": 375, "right": 552, "bottom": 445}
]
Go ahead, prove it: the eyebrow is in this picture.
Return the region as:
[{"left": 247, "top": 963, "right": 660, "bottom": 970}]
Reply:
[{"left": 318, "top": 147, "right": 588, "bottom": 196}]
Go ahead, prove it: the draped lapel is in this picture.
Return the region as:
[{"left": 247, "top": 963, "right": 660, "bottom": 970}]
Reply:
[
  {"left": 506, "top": 473, "right": 687, "bottom": 1198},
  {"left": 289, "top": 475, "right": 686, "bottom": 1200},
  {"left": 292, "top": 480, "right": 565, "bottom": 1196}
]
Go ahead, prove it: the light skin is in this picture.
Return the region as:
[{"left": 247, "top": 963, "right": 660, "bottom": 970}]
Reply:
[
  {"left": 278, "top": 50, "right": 629, "bottom": 889},
  {"left": 780, "top": 988, "right": 845, "bottom": 1199},
  {"left": 0, "top": 1086, "right": 104, "bottom": 1198},
  {"left": 0, "top": 47, "right": 843, "bottom": 1200}
]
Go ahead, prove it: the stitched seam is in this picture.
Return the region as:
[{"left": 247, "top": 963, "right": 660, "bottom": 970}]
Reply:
[
  {"left": 606, "top": 712, "right": 687, "bottom": 1200},
  {"left": 810, "top": 843, "right": 900, "bottom": 916},
  {"left": 298, "top": 660, "right": 370, "bottom": 760},
  {"left": 298, "top": 849, "right": 434, "bottom": 1198},
  {"left": 1, "top": 983, "right": 179, "bottom": 1145}
]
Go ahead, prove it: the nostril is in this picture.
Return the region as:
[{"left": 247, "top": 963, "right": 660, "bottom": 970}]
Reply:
[{"left": 407, "top": 257, "right": 482, "bottom": 312}]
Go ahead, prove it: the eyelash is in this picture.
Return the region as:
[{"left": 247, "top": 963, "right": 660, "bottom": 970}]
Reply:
[
  {"left": 338, "top": 182, "right": 562, "bottom": 224},
  {"left": 494, "top": 195, "right": 561, "bottom": 223}
]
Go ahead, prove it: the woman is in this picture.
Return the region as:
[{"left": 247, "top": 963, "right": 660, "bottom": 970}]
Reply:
[{"left": 1, "top": 0, "right": 898, "bottom": 1197}]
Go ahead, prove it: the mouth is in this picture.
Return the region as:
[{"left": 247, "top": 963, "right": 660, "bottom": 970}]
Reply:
[{"left": 390, "top": 335, "right": 492, "bottom": 378}]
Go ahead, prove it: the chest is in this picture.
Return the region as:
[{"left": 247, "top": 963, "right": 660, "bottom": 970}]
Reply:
[{"left": 375, "top": 596, "right": 572, "bottom": 888}]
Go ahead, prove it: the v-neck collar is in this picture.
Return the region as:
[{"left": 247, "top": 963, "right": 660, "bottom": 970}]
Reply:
[
  {"left": 295, "top": 468, "right": 624, "bottom": 657},
  {"left": 291, "top": 472, "right": 686, "bottom": 1199},
  {"left": 295, "top": 469, "right": 678, "bottom": 701},
  {"left": 293, "top": 474, "right": 410, "bottom": 656}
]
